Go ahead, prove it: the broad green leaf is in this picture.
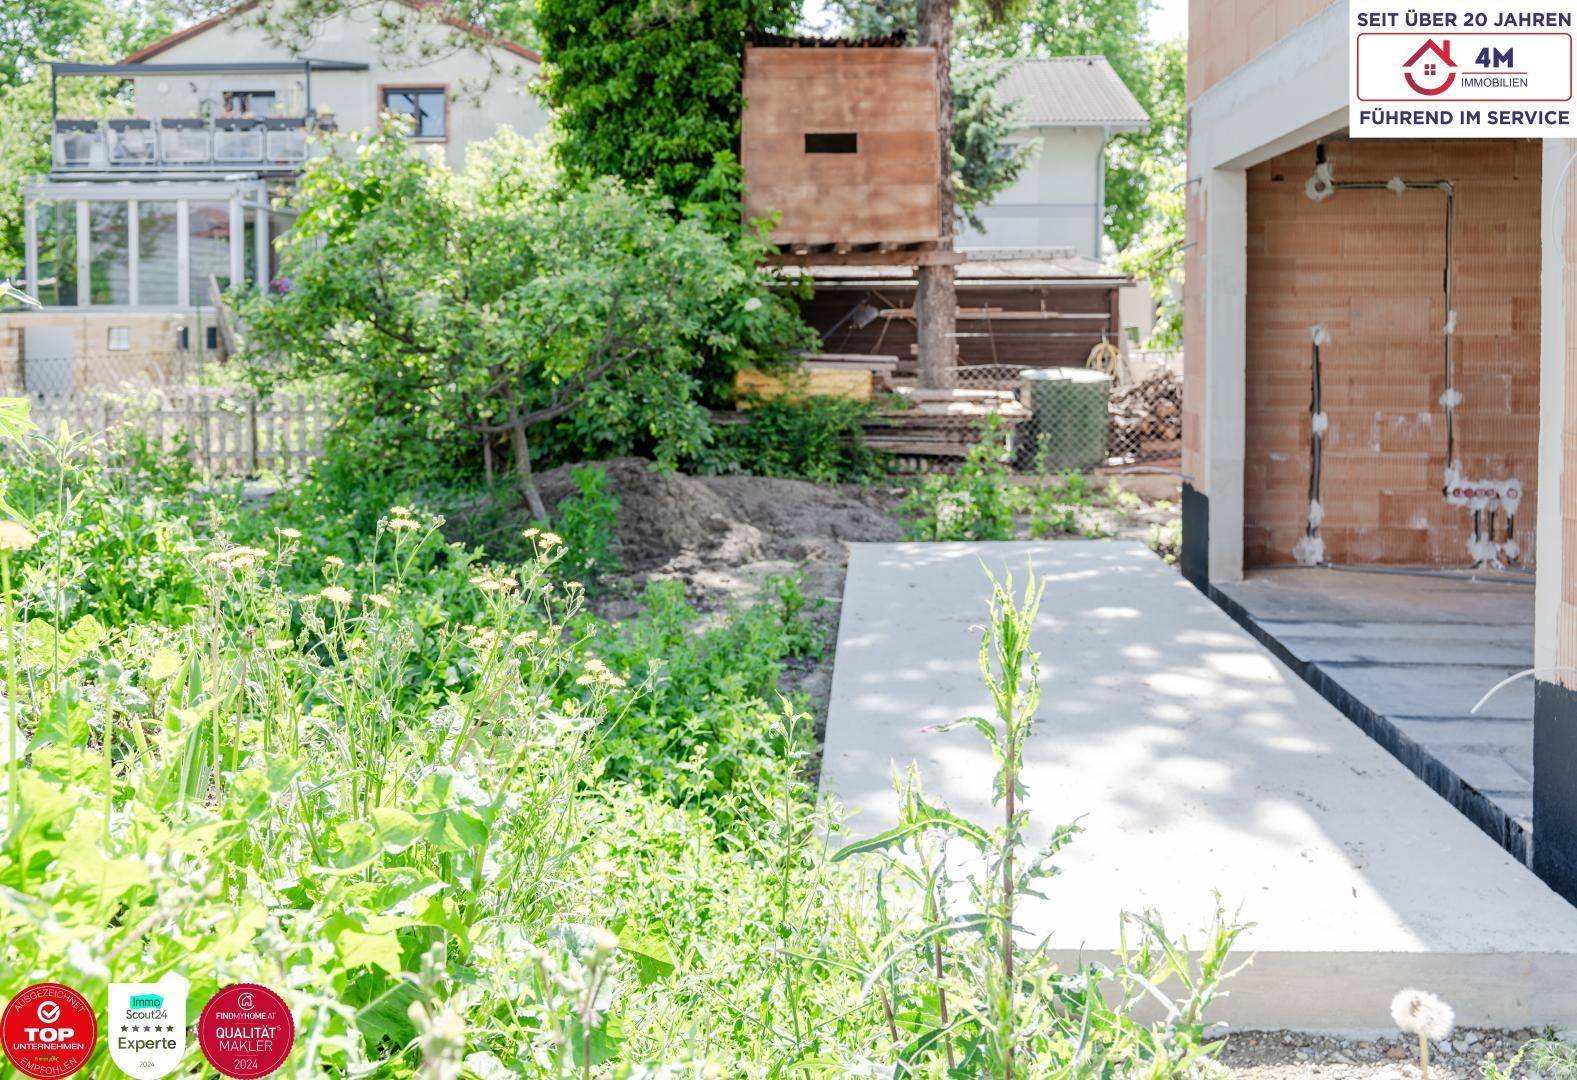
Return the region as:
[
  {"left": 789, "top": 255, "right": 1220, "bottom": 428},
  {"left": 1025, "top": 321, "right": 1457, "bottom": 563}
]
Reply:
[
  {"left": 371, "top": 806, "right": 423, "bottom": 853},
  {"left": 617, "top": 931, "right": 674, "bottom": 985},
  {"left": 337, "top": 928, "right": 403, "bottom": 975}
]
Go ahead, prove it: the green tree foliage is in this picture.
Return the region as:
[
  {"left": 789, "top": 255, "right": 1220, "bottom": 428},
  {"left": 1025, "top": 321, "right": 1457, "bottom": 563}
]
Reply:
[
  {"left": 0, "top": 39, "right": 133, "bottom": 281},
  {"left": 1110, "top": 36, "right": 1183, "bottom": 344},
  {"left": 952, "top": 59, "right": 1034, "bottom": 230},
  {"left": 0, "top": 0, "right": 176, "bottom": 89},
  {"left": 533, "top": 0, "right": 801, "bottom": 221},
  {"left": 236, "top": 125, "right": 807, "bottom": 518}
]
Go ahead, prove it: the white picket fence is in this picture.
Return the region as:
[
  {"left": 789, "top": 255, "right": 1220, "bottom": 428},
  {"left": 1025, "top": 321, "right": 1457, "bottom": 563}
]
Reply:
[{"left": 24, "top": 386, "right": 333, "bottom": 477}]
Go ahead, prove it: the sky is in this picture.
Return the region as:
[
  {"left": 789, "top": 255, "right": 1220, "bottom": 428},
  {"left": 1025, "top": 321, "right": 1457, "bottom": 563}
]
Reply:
[{"left": 801, "top": 0, "right": 1189, "bottom": 42}]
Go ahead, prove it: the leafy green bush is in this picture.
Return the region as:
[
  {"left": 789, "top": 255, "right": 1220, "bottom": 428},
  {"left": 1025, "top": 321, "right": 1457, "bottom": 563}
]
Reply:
[
  {"left": 534, "top": 0, "right": 799, "bottom": 223},
  {"left": 702, "top": 396, "right": 884, "bottom": 483},
  {"left": 236, "top": 125, "right": 809, "bottom": 518},
  {"left": 1, "top": 424, "right": 215, "bottom": 625},
  {"left": 549, "top": 464, "right": 623, "bottom": 582},
  {"left": 901, "top": 417, "right": 1021, "bottom": 541}
]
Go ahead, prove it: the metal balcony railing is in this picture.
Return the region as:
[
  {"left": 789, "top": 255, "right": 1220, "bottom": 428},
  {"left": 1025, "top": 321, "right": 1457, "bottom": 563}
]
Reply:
[{"left": 51, "top": 115, "right": 321, "bottom": 173}]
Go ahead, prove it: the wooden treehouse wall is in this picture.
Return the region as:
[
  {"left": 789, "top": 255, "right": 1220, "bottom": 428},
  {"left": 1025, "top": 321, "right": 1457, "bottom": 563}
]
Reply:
[{"left": 741, "top": 45, "right": 941, "bottom": 248}]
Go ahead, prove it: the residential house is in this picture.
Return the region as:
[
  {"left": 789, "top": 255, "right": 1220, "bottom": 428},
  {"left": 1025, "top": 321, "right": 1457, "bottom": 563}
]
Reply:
[
  {"left": 1183, "top": 0, "right": 1577, "bottom": 941},
  {"left": 957, "top": 57, "right": 1148, "bottom": 262},
  {"left": 957, "top": 57, "right": 1151, "bottom": 342},
  {"left": 6, "top": 0, "right": 548, "bottom": 391}
]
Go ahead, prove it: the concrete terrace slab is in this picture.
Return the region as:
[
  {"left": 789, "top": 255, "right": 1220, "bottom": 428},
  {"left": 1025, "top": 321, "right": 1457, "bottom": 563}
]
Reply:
[
  {"left": 1215, "top": 569, "right": 1535, "bottom": 848},
  {"left": 822, "top": 542, "right": 1577, "bottom": 1032}
]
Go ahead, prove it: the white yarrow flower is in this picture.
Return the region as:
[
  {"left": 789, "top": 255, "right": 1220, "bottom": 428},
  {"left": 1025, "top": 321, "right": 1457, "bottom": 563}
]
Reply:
[{"left": 1390, "top": 988, "right": 1454, "bottom": 1041}]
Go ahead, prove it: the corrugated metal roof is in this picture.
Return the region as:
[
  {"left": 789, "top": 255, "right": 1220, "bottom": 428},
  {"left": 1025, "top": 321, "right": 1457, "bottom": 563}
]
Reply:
[
  {"left": 777, "top": 248, "right": 1132, "bottom": 285},
  {"left": 993, "top": 57, "right": 1149, "bottom": 130}
]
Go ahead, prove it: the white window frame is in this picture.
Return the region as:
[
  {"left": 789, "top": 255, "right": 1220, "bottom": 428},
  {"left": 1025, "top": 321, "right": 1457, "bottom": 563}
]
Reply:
[{"left": 21, "top": 181, "right": 268, "bottom": 312}]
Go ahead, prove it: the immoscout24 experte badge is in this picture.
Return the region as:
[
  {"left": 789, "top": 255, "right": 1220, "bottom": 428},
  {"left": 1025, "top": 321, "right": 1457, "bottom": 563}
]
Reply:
[{"left": 108, "top": 979, "right": 188, "bottom": 1079}]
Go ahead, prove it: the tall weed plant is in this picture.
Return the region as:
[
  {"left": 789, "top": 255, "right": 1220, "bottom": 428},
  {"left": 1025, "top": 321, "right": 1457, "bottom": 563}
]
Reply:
[{"left": 0, "top": 406, "right": 1239, "bottom": 1076}]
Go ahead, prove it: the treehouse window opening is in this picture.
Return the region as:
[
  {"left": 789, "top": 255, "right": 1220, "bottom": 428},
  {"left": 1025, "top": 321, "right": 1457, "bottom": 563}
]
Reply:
[{"left": 805, "top": 132, "right": 859, "bottom": 154}]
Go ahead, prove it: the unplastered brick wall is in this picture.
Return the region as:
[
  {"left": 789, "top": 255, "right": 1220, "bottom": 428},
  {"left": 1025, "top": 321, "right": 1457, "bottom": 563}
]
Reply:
[
  {"left": 1244, "top": 138, "right": 1541, "bottom": 567},
  {"left": 1187, "top": 0, "right": 1328, "bottom": 100}
]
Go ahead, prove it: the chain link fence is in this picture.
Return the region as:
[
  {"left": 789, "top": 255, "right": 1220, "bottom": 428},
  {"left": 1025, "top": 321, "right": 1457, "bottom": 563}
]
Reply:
[
  {"left": 947, "top": 354, "right": 1182, "bottom": 472},
  {"left": 0, "top": 350, "right": 213, "bottom": 397}
]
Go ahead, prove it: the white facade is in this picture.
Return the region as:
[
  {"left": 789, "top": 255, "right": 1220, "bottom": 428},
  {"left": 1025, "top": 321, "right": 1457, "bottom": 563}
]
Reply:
[
  {"left": 126, "top": 2, "right": 548, "bottom": 171},
  {"left": 958, "top": 127, "right": 1110, "bottom": 257},
  {"left": 21, "top": 0, "right": 548, "bottom": 317}
]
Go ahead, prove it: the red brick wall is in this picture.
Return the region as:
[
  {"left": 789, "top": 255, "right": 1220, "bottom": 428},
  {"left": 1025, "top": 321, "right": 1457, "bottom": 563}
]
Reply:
[
  {"left": 1188, "top": 0, "right": 1329, "bottom": 102},
  {"left": 1244, "top": 138, "right": 1542, "bottom": 566}
]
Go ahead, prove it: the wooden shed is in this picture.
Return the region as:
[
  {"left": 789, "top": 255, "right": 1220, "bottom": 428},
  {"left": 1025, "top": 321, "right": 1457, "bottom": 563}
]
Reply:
[
  {"left": 741, "top": 38, "right": 942, "bottom": 255},
  {"left": 786, "top": 250, "right": 1134, "bottom": 373}
]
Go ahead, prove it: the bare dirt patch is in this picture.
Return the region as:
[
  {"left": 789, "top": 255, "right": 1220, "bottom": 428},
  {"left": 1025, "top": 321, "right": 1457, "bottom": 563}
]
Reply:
[{"left": 537, "top": 459, "right": 905, "bottom": 720}]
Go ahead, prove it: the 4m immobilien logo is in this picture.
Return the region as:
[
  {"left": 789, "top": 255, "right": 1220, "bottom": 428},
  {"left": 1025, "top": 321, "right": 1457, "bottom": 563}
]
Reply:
[{"left": 1349, "top": 0, "right": 1574, "bottom": 137}]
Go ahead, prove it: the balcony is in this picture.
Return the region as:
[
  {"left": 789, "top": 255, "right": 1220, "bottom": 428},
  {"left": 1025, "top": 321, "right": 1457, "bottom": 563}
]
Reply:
[
  {"left": 51, "top": 115, "right": 326, "bottom": 175},
  {"left": 47, "top": 57, "right": 363, "bottom": 177}
]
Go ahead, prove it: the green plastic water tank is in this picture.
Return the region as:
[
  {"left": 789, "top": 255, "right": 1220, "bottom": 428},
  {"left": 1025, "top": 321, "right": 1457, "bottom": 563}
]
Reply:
[{"left": 1019, "top": 367, "right": 1112, "bottom": 472}]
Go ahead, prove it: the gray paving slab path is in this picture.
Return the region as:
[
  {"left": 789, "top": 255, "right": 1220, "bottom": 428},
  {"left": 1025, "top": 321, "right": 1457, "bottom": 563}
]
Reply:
[
  {"left": 822, "top": 542, "right": 1577, "bottom": 1032},
  {"left": 1216, "top": 569, "right": 1534, "bottom": 839}
]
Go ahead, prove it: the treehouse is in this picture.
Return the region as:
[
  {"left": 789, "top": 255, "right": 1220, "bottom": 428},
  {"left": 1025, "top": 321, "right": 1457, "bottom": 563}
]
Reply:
[{"left": 741, "top": 36, "right": 950, "bottom": 265}]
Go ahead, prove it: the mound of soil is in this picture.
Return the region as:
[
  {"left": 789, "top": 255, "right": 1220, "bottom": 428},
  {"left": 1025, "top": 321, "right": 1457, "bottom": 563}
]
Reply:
[
  {"left": 534, "top": 459, "right": 904, "bottom": 727},
  {"left": 537, "top": 458, "right": 902, "bottom": 590}
]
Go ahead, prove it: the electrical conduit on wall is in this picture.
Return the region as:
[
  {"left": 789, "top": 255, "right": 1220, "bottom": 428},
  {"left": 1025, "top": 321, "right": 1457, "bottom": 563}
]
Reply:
[{"left": 1298, "top": 147, "right": 1522, "bottom": 569}]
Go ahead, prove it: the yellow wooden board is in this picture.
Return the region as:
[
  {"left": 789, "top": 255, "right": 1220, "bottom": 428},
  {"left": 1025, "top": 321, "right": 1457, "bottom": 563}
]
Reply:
[{"left": 734, "top": 367, "right": 873, "bottom": 407}]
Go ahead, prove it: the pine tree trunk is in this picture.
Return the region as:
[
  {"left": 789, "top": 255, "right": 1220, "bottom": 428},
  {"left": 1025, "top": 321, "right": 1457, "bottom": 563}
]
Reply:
[{"left": 916, "top": 0, "right": 956, "bottom": 389}]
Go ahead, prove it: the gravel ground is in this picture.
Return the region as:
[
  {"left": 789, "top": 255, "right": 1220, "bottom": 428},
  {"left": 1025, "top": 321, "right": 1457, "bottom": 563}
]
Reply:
[{"left": 1219, "top": 1029, "right": 1545, "bottom": 1078}]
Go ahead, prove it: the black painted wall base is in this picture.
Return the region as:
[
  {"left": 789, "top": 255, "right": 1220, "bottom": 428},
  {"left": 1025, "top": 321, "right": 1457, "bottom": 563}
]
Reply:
[
  {"left": 1535, "top": 680, "right": 1577, "bottom": 905},
  {"left": 1180, "top": 482, "right": 1209, "bottom": 590}
]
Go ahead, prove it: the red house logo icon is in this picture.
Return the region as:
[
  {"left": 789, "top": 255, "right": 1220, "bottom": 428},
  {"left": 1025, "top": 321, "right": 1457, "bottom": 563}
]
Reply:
[{"left": 1403, "top": 39, "right": 1457, "bottom": 95}]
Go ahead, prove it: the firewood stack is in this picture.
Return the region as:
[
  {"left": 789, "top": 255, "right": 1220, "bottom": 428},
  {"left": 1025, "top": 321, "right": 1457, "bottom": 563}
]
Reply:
[{"left": 1109, "top": 369, "right": 1182, "bottom": 455}]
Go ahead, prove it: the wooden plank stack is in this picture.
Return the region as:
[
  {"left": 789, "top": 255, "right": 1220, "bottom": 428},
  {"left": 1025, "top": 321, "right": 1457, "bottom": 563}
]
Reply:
[
  {"left": 734, "top": 353, "right": 902, "bottom": 404},
  {"left": 861, "top": 385, "right": 1030, "bottom": 459}
]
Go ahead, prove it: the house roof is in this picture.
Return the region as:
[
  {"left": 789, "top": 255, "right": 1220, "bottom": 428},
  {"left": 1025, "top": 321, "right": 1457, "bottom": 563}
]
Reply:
[
  {"left": 993, "top": 57, "right": 1148, "bottom": 130},
  {"left": 123, "top": 0, "right": 541, "bottom": 66}
]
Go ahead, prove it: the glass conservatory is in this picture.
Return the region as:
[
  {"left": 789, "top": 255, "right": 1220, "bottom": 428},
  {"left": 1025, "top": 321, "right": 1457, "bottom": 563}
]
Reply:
[{"left": 22, "top": 180, "right": 290, "bottom": 309}]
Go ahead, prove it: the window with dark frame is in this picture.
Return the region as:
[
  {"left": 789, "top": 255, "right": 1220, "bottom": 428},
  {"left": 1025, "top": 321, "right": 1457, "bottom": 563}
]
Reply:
[
  {"left": 382, "top": 87, "right": 446, "bottom": 139},
  {"left": 224, "top": 90, "right": 276, "bottom": 116}
]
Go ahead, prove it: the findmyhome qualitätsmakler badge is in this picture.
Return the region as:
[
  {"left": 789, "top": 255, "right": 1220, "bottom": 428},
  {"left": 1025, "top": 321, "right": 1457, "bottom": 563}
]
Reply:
[{"left": 108, "top": 977, "right": 188, "bottom": 1079}]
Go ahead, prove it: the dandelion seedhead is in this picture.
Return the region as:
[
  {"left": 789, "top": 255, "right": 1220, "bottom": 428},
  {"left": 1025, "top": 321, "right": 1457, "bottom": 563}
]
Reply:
[{"left": 1391, "top": 988, "right": 1454, "bottom": 1042}]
